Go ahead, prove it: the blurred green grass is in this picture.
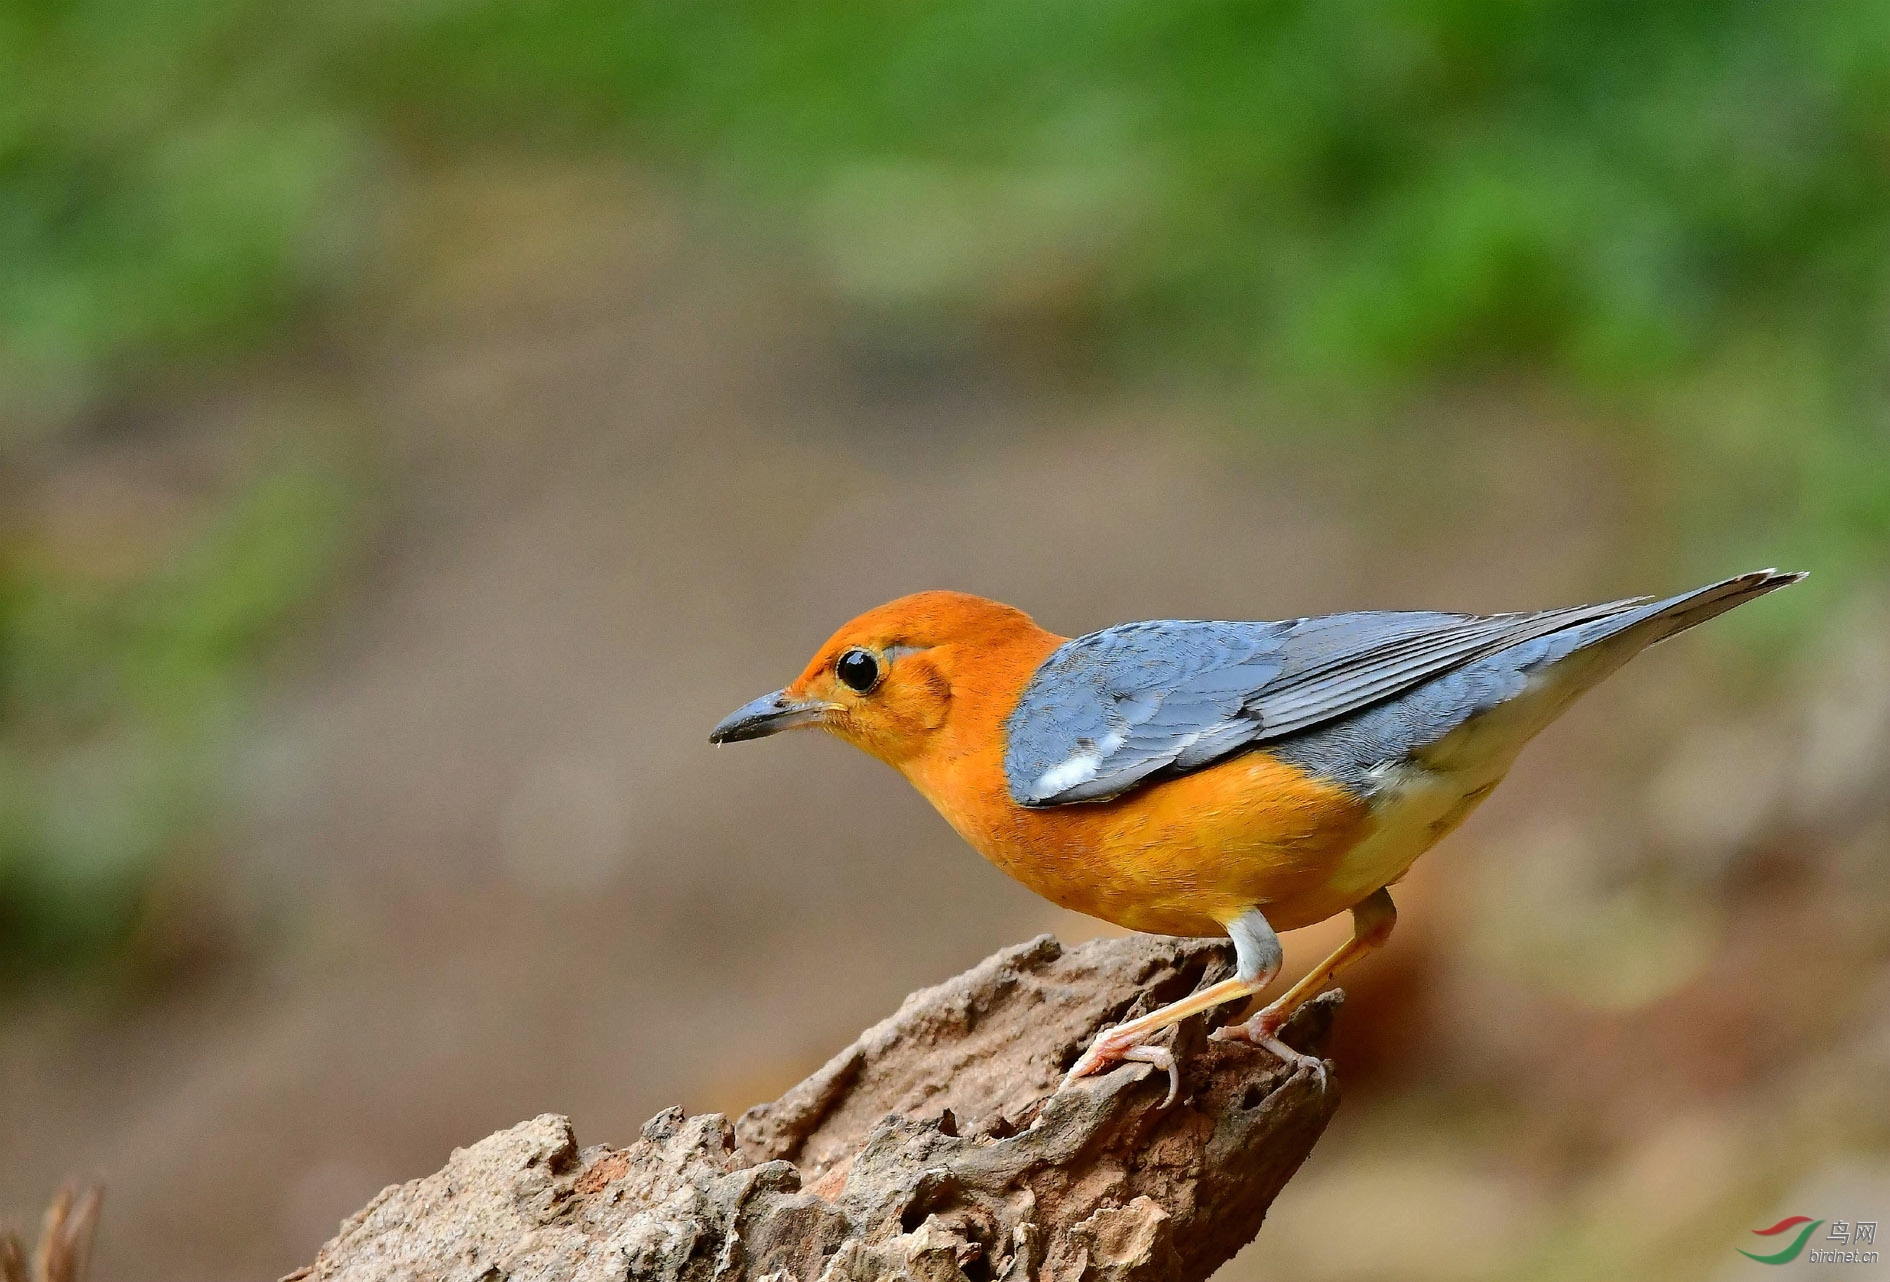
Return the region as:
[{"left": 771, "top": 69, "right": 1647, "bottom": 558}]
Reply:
[
  {"left": 3, "top": 0, "right": 1887, "bottom": 972},
  {"left": 0, "top": 463, "right": 358, "bottom": 977},
  {"left": 368, "top": 0, "right": 1890, "bottom": 577},
  {"left": 10, "top": 1, "right": 1890, "bottom": 432}
]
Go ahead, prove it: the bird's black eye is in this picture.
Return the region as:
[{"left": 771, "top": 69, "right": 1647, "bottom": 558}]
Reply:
[{"left": 836, "top": 648, "right": 881, "bottom": 693}]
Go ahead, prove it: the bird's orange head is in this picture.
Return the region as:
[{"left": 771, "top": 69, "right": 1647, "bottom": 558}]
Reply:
[{"left": 708, "top": 590, "right": 1062, "bottom": 769}]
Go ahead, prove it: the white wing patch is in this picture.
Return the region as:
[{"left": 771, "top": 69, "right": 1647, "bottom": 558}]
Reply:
[
  {"left": 1034, "top": 751, "right": 1101, "bottom": 797},
  {"left": 1032, "top": 729, "right": 1127, "bottom": 797}
]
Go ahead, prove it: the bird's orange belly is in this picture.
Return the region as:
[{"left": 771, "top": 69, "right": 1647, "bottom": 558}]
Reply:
[{"left": 915, "top": 748, "right": 1383, "bottom": 937}]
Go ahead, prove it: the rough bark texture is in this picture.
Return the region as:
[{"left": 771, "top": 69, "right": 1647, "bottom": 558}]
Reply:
[{"left": 287, "top": 934, "right": 1341, "bottom": 1282}]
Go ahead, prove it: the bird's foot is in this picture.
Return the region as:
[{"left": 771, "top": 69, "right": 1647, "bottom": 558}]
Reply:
[
  {"left": 1210, "top": 1003, "right": 1329, "bottom": 1089},
  {"left": 1063, "top": 1026, "right": 1182, "bottom": 1107}
]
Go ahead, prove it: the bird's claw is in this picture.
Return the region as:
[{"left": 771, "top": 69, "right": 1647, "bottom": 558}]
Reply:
[
  {"left": 1062, "top": 1027, "right": 1182, "bottom": 1107},
  {"left": 1257, "top": 1036, "right": 1328, "bottom": 1088},
  {"left": 1208, "top": 1005, "right": 1282, "bottom": 1047},
  {"left": 1211, "top": 1008, "right": 1329, "bottom": 1089},
  {"left": 1120, "top": 1044, "right": 1181, "bottom": 1108}
]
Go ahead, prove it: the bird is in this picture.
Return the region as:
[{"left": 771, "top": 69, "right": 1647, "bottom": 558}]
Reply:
[{"left": 709, "top": 569, "right": 1803, "bottom": 1104}]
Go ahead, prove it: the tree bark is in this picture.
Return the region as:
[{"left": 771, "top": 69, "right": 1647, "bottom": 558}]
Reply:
[{"left": 286, "top": 934, "right": 1341, "bottom": 1282}]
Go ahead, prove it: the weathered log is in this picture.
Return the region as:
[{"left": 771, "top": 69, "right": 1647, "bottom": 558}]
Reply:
[{"left": 288, "top": 934, "right": 1341, "bottom": 1282}]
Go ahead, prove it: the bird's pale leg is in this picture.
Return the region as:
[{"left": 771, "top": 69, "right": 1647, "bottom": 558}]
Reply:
[
  {"left": 1063, "top": 908, "right": 1284, "bottom": 1104},
  {"left": 1213, "top": 887, "right": 1396, "bottom": 1084}
]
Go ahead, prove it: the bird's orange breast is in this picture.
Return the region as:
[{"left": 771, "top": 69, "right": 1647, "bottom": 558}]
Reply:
[{"left": 897, "top": 675, "right": 1375, "bottom": 937}]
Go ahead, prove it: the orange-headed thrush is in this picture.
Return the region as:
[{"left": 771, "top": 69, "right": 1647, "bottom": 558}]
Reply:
[{"left": 711, "top": 569, "right": 1803, "bottom": 1103}]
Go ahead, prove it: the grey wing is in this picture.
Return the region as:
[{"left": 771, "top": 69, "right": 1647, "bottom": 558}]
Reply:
[
  {"left": 1001, "top": 619, "right": 1292, "bottom": 806},
  {"left": 1003, "top": 596, "right": 1646, "bottom": 806}
]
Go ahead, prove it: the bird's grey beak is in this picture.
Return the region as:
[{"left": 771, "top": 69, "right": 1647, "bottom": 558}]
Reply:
[{"left": 709, "top": 690, "right": 833, "bottom": 743}]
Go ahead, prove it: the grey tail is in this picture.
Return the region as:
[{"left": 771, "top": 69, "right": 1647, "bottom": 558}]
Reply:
[{"left": 1576, "top": 567, "right": 1806, "bottom": 652}]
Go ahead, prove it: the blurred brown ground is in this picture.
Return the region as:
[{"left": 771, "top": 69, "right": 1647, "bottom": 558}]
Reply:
[{"left": 2, "top": 163, "right": 1887, "bottom": 1282}]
